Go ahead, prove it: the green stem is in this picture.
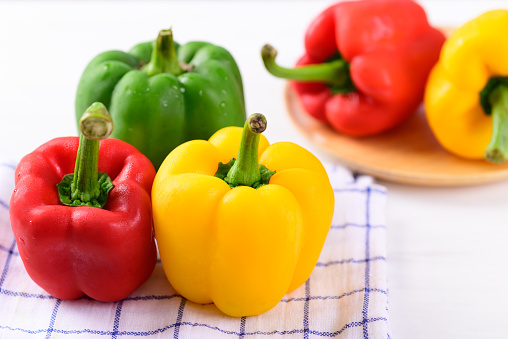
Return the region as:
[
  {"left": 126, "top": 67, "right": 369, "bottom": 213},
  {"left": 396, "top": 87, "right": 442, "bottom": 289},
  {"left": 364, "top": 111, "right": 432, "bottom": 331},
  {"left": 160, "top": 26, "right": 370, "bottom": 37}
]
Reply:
[
  {"left": 224, "top": 113, "right": 267, "bottom": 187},
  {"left": 261, "top": 44, "right": 351, "bottom": 87},
  {"left": 485, "top": 86, "right": 508, "bottom": 163},
  {"left": 142, "top": 29, "right": 183, "bottom": 77},
  {"left": 57, "top": 102, "right": 114, "bottom": 208}
]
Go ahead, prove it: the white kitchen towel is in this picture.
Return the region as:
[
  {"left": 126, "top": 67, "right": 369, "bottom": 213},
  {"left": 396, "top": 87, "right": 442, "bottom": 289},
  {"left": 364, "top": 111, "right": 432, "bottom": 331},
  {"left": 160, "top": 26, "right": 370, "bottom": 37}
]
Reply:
[{"left": 0, "top": 161, "right": 391, "bottom": 339}]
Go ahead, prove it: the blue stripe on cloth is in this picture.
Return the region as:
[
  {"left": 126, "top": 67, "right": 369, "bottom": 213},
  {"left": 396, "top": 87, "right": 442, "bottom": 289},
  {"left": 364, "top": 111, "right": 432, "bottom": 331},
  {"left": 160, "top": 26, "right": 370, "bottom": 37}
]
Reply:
[
  {"left": 0, "top": 286, "right": 388, "bottom": 304},
  {"left": 316, "top": 256, "right": 386, "bottom": 267},
  {"left": 331, "top": 223, "right": 386, "bottom": 230},
  {"left": 0, "top": 288, "right": 57, "bottom": 299},
  {"left": 0, "top": 196, "right": 17, "bottom": 256},
  {"left": 0, "top": 199, "right": 9, "bottom": 210},
  {"left": 0, "top": 289, "right": 185, "bottom": 303},
  {"left": 0, "top": 238, "right": 16, "bottom": 289},
  {"left": 173, "top": 298, "right": 186, "bottom": 338},
  {"left": 45, "top": 299, "right": 62, "bottom": 339},
  {"left": 303, "top": 279, "right": 310, "bottom": 339},
  {"left": 281, "top": 288, "right": 387, "bottom": 304},
  {"left": 239, "top": 316, "right": 246, "bottom": 339},
  {"left": 0, "top": 288, "right": 183, "bottom": 301},
  {"left": 334, "top": 187, "right": 386, "bottom": 195},
  {"left": 0, "top": 317, "right": 389, "bottom": 337},
  {"left": 122, "top": 294, "right": 180, "bottom": 301},
  {"left": 0, "top": 244, "right": 19, "bottom": 256},
  {"left": 362, "top": 187, "right": 372, "bottom": 339},
  {"left": 0, "top": 163, "right": 16, "bottom": 171},
  {"left": 112, "top": 300, "right": 124, "bottom": 339},
  {"left": 0, "top": 197, "right": 17, "bottom": 257},
  {"left": 309, "top": 317, "right": 389, "bottom": 337}
]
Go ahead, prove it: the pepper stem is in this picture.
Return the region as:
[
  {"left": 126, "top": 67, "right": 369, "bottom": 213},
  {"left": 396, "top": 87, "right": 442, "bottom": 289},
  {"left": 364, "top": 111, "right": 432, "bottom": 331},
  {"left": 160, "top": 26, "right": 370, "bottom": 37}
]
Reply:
[
  {"left": 142, "top": 29, "right": 183, "bottom": 77},
  {"left": 261, "top": 44, "right": 351, "bottom": 88},
  {"left": 57, "top": 102, "right": 114, "bottom": 208},
  {"left": 485, "top": 86, "right": 508, "bottom": 163},
  {"left": 224, "top": 114, "right": 267, "bottom": 187}
]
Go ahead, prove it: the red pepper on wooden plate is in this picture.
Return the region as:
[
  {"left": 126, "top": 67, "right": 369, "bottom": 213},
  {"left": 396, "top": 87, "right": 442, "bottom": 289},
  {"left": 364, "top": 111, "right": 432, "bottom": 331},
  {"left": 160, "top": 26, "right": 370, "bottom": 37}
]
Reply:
[
  {"left": 9, "top": 103, "right": 157, "bottom": 302},
  {"left": 262, "top": 0, "right": 445, "bottom": 136}
]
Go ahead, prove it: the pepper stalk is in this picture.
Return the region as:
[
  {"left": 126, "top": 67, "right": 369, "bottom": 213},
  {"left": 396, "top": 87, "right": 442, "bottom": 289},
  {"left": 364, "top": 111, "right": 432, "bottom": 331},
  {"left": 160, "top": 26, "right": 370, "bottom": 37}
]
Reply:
[
  {"left": 261, "top": 44, "right": 355, "bottom": 92},
  {"left": 142, "top": 29, "right": 189, "bottom": 77},
  {"left": 57, "top": 102, "right": 114, "bottom": 208},
  {"left": 215, "top": 113, "right": 275, "bottom": 189},
  {"left": 485, "top": 85, "right": 508, "bottom": 163}
]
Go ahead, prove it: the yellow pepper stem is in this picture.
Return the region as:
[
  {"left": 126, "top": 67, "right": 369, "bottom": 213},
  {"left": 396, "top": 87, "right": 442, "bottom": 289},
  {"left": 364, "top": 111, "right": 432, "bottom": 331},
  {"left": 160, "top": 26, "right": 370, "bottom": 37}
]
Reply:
[
  {"left": 485, "top": 86, "right": 508, "bottom": 163},
  {"left": 224, "top": 113, "right": 267, "bottom": 187}
]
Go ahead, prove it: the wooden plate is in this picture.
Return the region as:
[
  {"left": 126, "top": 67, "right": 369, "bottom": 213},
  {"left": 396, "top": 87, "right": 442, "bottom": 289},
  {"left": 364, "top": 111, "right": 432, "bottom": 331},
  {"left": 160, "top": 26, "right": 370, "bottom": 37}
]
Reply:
[{"left": 285, "top": 85, "right": 508, "bottom": 186}]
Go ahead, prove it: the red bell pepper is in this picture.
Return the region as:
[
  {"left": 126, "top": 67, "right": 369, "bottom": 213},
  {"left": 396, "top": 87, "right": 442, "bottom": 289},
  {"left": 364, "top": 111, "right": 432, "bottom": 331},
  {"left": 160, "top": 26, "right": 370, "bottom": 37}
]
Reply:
[
  {"left": 9, "top": 103, "right": 157, "bottom": 302},
  {"left": 262, "top": 0, "right": 445, "bottom": 136}
]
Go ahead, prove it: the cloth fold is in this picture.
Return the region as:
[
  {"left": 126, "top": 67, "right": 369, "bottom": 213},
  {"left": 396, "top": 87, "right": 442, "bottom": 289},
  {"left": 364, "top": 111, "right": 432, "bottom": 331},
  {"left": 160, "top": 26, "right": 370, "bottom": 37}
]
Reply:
[{"left": 0, "top": 161, "right": 391, "bottom": 339}]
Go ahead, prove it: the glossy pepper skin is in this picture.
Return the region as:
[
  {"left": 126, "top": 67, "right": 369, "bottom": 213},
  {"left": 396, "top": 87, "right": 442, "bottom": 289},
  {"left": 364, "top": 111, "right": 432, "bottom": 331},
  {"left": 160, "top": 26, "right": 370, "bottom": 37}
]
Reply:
[
  {"left": 425, "top": 10, "right": 508, "bottom": 163},
  {"left": 9, "top": 104, "right": 157, "bottom": 302},
  {"left": 262, "top": 0, "right": 445, "bottom": 136},
  {"left": 152, "top": 114, "right": 334, "bottom": 317},
  {"left": 76, "top": 29, "right": 246, "bottom": 169}
]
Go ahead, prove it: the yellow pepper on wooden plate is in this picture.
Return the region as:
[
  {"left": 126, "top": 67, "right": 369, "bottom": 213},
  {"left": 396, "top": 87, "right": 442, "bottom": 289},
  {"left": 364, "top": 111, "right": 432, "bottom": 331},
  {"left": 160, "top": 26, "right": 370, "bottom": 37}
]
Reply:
[
  {"left": 152, "top": 113, "right": 334, "bottom": 317},
  {"left": 425, "top": 10, "right": 508, "bottom": 163}
]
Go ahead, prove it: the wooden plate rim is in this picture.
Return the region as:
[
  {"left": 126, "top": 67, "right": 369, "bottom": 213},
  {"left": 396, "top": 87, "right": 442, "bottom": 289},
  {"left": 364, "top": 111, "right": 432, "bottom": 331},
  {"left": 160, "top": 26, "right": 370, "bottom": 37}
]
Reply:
[{"left": 284, "top": 84, "right": 508, "bottom": 187}]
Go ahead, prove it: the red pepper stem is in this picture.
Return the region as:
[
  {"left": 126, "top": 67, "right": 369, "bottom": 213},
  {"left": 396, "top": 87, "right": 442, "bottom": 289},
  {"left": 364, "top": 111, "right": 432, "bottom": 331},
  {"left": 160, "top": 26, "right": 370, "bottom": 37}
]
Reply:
[
  {"left": 142, "top": 29, "right": 183, "bottom": 77},
  {"left": 485, "top": 86, "right": 508, "bottom": 163},
  {"left": 261, "top": 44, "right": 349, "bottom": 87},
  {"left": 224, "top": 114, "right": 267, "bottom": 187},
  {"left": 71, "top": 103, "right": 113, "bottom": 203}
]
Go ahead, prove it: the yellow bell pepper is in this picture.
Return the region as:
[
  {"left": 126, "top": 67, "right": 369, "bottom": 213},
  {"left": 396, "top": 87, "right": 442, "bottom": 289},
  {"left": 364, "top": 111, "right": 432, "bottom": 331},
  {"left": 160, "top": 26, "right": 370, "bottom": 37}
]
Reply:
[
  {"left": 152, "top": 113, "right": 334, "bottom": 317},
  {"left": 424, "top": 10, "right": 508, "bottom": 163}
]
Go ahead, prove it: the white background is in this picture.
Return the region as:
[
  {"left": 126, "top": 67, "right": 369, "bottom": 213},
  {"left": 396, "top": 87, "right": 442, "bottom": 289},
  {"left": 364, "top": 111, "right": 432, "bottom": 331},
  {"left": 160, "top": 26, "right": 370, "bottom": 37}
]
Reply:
[{"left": 1, "top": 1, "right": 508, "bottom": 338}]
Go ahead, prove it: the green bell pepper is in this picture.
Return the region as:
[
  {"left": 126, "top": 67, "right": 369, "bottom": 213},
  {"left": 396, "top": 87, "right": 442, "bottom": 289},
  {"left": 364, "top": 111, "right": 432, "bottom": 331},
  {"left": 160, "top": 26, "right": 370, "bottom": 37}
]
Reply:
[{"left": 75, "top": 29, "right": 246, "bottom": 169}]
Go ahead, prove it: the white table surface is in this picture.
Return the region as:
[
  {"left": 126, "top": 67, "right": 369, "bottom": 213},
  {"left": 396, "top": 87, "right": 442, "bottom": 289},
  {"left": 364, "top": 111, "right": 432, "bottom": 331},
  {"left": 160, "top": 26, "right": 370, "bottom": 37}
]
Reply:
[{"left": 1, "top": 1, "right": 508, "bottom": 338}]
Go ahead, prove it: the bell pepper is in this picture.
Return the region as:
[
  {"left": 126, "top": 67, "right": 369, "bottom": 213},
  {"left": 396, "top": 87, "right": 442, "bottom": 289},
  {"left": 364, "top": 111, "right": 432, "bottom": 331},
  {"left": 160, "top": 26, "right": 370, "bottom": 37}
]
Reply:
[
  {"left": 424, "top": 10, "right": 508, "bottom": 163},
  {"left": 75, "top": 29, "right": 246, "bottom": 169},
  {"left": 9, "top": 103, "right": 157, "bottom": 302},
  {"left": 152, "top": 114, "right": 334, "bottom": 317},
  {"left": 261, "top": 0, "right": 445, "bottom": 136}
]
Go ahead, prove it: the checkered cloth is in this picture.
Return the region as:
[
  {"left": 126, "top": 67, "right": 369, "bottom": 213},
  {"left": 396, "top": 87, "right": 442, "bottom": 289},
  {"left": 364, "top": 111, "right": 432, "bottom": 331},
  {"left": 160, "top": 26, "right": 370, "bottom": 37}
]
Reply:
[{"left": 0, "top": 161, "right": 391, "bottom": 338}]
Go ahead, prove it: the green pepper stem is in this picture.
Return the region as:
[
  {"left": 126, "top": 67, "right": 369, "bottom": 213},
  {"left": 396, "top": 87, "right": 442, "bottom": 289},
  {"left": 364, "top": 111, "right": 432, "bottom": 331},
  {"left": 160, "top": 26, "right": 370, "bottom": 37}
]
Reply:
[
  {"left": 142, "top": 29, "right": 183, "bottom": 77},
  {"left": 485, "top": 86, "right": 508, "bottom": 163},
  {"left": 71, "top": 103, "right": 113, "bottom": 202},
  {"left": 485, "top": 85, "right": 508, "bottom": 163},
  {"left": 224, "top": 114, "right": 267, "bottom": 187},
  {"left": 261, "top": 44, "right": 350, "bottom": 87}
]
